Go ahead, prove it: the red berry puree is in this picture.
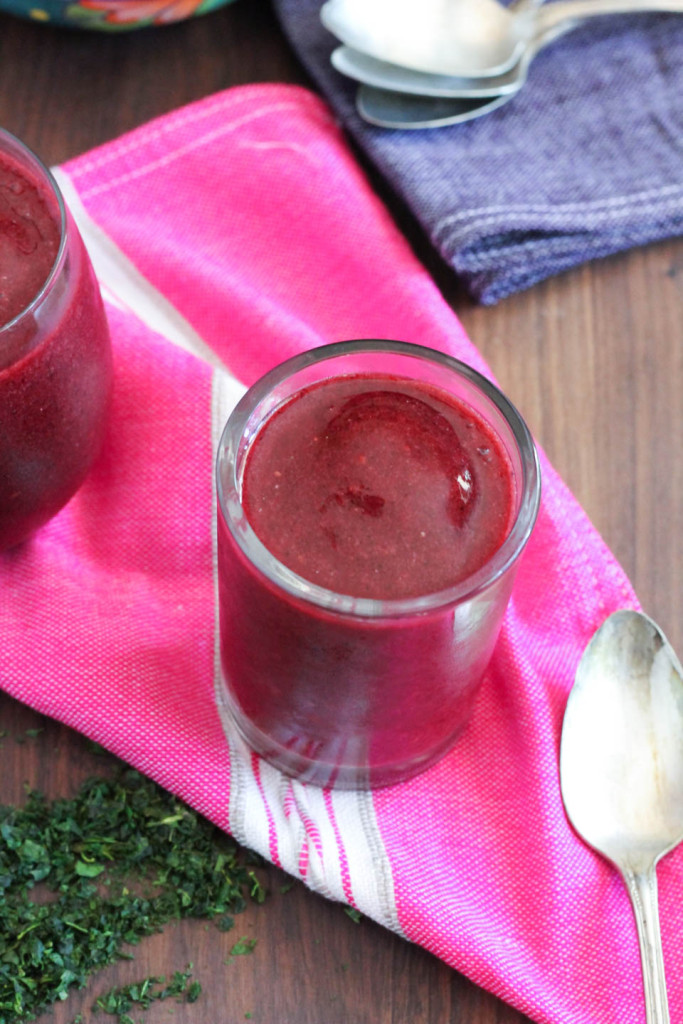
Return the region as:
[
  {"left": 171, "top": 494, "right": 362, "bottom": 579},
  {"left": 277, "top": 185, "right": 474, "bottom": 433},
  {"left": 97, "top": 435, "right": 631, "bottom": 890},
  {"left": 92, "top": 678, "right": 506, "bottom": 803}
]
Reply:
[
  {"left": 219, "top": 371, "right": 519, "bottom": 787},
  {"left": 242, "top": 375, "right": 513, "bottom": 599},
  {"left": 0, "top": 153, "right": 112, "bottom": 549}
]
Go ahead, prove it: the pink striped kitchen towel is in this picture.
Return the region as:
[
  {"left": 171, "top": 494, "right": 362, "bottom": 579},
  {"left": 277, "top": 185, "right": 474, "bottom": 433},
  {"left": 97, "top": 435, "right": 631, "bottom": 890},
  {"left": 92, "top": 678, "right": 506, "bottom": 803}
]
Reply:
[{"left": 0, "top": 85, "right": 676, "bottom": 1024}]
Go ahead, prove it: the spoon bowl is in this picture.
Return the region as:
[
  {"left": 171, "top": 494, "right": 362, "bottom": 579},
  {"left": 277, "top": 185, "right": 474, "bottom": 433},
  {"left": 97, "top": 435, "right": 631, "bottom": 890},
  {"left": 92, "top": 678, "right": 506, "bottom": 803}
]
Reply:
[
  {"left": 333, "top": 45, "right": 524, "bottom": 98},
  {"left": 321, "top": 0, "right": 525, "bottom": 78},
  {"left": 560, "top": 609, "right": 683, "bottom": 1023},
  {"left": 356, "top": 84, "right": 514, "bottom": 129}
]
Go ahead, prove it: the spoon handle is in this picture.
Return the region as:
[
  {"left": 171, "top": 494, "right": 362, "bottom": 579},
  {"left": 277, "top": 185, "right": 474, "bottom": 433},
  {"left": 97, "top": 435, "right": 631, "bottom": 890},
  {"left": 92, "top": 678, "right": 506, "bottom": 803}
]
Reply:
[
  {"left": 538, "top": 0, "right": 683, "bottom": 34},
  {"left": 622, "top": 866, "right": 670, "bottom": 1024}
]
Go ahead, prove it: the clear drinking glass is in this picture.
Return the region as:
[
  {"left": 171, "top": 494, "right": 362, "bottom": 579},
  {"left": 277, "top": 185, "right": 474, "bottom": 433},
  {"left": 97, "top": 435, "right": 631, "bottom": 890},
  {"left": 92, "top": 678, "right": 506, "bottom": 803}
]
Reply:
[
  {"left": 0, "top": 128, "right": 112, "bottom": 550},
  {"left": 216, "top": 340, "right": 540, "bottom": 789}
]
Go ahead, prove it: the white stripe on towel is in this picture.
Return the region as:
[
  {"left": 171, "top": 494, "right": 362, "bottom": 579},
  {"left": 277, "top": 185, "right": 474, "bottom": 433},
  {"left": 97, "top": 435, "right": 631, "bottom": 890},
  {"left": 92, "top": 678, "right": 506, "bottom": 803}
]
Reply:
[{"left": 210, "top": 369, "right": 401, "bottom": 932}]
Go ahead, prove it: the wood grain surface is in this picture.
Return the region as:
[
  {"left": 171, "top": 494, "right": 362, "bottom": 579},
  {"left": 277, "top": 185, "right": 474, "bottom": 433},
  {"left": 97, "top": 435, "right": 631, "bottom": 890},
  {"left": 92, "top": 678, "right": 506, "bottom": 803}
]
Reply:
[{"left": 1, "top": 1, "right": 682, "bottom": 1022}]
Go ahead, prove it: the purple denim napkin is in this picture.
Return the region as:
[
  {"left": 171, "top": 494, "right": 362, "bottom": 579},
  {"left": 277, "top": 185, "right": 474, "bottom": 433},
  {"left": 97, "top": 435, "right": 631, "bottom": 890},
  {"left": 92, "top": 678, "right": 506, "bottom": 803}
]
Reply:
[{"left": 274, "top": 0, "right": 683, "bottom": 304}]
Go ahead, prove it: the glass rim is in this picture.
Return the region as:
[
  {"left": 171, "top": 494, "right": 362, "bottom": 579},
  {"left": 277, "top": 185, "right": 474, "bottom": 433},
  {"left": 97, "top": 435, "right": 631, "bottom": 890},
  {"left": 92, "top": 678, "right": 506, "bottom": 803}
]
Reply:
[
  {"left": 216, "top": 339, "right": 541, "bottom": 618},
  {"left": 0, "top": 126, "right": 68, "bottom": 336}
]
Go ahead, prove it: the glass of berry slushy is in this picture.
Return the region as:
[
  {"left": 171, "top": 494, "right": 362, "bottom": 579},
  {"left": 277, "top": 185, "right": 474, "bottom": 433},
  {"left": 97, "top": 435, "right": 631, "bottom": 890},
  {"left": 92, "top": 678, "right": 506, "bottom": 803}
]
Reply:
[
  {"left": 0, "top": 128, "right": 112, "bottom": 550},
  {"left": 216, "top": 341, "right": 540, "bottom": 789}
]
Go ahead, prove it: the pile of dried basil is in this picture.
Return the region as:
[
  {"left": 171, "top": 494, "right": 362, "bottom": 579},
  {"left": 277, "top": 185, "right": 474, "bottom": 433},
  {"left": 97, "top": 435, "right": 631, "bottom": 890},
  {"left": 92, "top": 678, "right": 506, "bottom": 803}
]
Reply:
[{"left": 0, "top": 763, "right": 264, "bottom": 1022}]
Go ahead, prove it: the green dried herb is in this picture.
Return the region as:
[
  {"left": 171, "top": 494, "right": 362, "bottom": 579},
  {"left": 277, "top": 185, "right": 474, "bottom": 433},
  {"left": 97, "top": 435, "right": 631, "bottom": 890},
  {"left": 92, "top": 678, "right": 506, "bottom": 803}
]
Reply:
[
  {"left": 227, "top": 937, "right": 258, "bottom": 957},
  {"left": 0, "top": 766, "right": 263, "bottom": 1022},
  {"left": 248, "top": 870, "right": 266, "bottom": 904},
  {"left": 186, "top": 980, "right": 202, "bottom": 1003},
  {"left": 93, "top": 964, "right": 200, "bottom": 1020}
]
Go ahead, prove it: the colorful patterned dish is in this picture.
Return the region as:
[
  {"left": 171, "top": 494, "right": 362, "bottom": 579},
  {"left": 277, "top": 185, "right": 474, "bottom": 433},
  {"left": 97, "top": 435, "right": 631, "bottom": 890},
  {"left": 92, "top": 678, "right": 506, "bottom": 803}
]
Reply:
[{"left": 0, "top": 0, "right": 236, "bottom": 30}]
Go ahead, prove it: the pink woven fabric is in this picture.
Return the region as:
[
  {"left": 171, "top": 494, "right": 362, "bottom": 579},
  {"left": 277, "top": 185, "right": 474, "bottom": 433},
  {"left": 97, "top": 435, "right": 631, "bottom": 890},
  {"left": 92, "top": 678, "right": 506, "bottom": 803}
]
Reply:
[{"left": 1, "top": 85, "right": 678, "bottom": 1024}]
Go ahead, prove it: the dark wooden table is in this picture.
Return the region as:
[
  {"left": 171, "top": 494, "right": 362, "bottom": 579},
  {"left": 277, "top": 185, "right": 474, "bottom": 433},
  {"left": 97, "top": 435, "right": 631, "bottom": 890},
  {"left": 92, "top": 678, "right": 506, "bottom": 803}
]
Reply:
[{"left": 1, "top": 2, "right": 682, "bottom": 1022}]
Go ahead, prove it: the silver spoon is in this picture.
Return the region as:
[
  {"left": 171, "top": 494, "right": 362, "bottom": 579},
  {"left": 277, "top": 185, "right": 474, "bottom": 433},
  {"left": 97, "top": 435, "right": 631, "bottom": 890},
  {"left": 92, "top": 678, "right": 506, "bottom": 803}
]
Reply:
[
  {"left": 340, "top": 18, "right": 576, "bottom": 109},
  {"left": 560, "top": 609, "right": 683, "bottom": 1024},
  {"left": 322, "top": 0, "right": 683, "bottom": 79},
  {"left": 354, "top": 22, "right": 578, "bottom": 130}
]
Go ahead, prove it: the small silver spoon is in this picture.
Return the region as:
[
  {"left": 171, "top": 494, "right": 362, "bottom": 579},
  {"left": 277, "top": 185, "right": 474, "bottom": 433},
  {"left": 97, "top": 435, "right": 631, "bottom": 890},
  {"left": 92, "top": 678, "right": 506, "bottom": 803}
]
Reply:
[
  {"left": 322, "top": 0, "right": 683, "bottom": 79},
  {"left": 354, "top": 24, "right": 577, "bottom": 132},
  {"left": 342, "top": 18, "right": 576, "bottom": 116},
  {"left": 560, "top": 609, "right": 683, "bottom": 1024}
]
